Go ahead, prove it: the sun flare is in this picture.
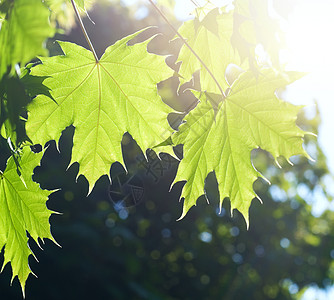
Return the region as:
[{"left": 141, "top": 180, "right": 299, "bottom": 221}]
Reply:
[
  {"left": 280, "top": 0, "right": 334, "bottom": 176},
  {"left": 281, "top": 0, "right": 334, "bottom": 73}
]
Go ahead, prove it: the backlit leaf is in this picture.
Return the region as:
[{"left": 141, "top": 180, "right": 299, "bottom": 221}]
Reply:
[
  {"left": 172, "top": 70, "right": 309, "bottom": 227},
  {"left": 176, "top": 8, "right": 242, "bottom": 93},
  {"left": 0, "top": 147, "right": 55, "bottom": 295},
  {"left": 0, "top": 0, "right": 55, "bottom": 80},
  {"left": 232, "top": 0, "right": 283, "bottom": 68},
  {"left": 27, "top": 30, "right": 174, "bottom": 192}
]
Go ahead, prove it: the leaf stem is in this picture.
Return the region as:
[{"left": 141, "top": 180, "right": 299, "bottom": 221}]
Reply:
[
  {"left": 147, "top": 0, "right": 225, "bottom": 97},
  {"left": 190, "top": 0, "right": 200, "bottom": 8},
  {"left": 70, "top": 0, "right": 99, "bottom": 62}
]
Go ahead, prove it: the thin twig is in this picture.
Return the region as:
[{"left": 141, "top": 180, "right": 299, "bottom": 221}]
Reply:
[
  {"left": 190, "top": 0, "right": 200, "bottom": 7},
  {"left": 70, "top": 0, "right": 99, "bottom": 62},
  {"left": 148, "top": 0, "right": 225, "bottom": 97}
]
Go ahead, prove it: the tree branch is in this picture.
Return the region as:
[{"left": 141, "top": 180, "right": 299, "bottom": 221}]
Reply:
[{"left": 147, "top": 0, "right": 225, "bottom": 97}]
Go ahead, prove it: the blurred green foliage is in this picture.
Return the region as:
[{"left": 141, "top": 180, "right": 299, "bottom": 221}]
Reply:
[{"left": 2, "top": 110, "right": 333, "bottom": 300}]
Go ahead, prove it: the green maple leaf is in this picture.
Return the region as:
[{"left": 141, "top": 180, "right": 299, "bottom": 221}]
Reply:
[
  {"left": 0, "top": 147, "right": 55, "bottom": 295},
  {"left": 26, "top": 30, "right": 174, "bottom": 192},
  {"left": 176, "top": 8, "right": 243, "bottom": 94},
  {"left": 232, "top": 0, "right": 283, "bottom": 68},
  {"left": 172, "top": 69, "right": 310, "bottom": 227},
  {"left": 0, "top": 0, "right": 55, "bottom": 80}
]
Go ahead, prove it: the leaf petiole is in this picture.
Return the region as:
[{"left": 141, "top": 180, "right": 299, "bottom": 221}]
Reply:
[{"left": 70, "top": 0, "right": 99, "bottom": 62}]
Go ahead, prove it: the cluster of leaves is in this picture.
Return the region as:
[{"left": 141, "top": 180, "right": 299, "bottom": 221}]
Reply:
[
  {"left": 1, "top": 106, "right": 330, "bottom": 300},
  {"left": 0, "top": 0, "right": 311, "bottom": 295},
  {"left": 0, "top": 0, "right": 57, "bottom": 294}
]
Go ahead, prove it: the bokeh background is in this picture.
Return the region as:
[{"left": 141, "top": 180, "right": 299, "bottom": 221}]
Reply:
[{"left": 1, "top": 1, "right": 334, "bottom": 299}]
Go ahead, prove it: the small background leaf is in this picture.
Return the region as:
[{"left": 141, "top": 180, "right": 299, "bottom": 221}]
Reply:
[
  {"left": 0, "top": 0, "right": 55, "bottom": 80},
  {"left": 0, "top": 147, "right": 55, "bottom": 295}
]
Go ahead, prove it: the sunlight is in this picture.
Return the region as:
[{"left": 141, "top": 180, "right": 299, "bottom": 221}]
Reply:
[
  {"left": 281, "top": 0, "right": 334, "bottom": 175},
  {"left": 282, "top": 4, "right": 334, "bottom": 297},
  {"left": 174, "top": 0, "right": 232, "bottom": 20},
  {"left": 282, "top": 0, "right": 334, "bottom": 73}
]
